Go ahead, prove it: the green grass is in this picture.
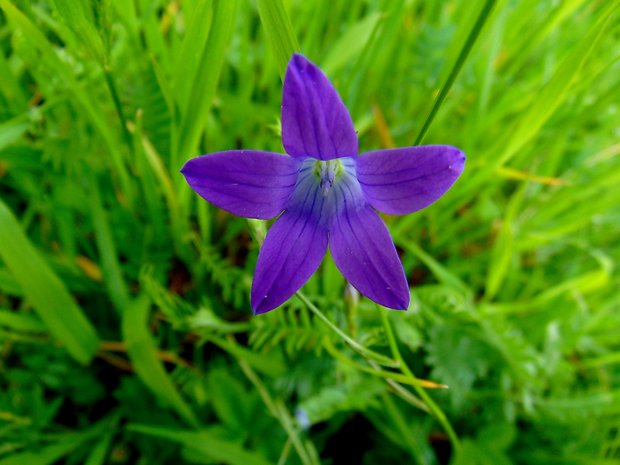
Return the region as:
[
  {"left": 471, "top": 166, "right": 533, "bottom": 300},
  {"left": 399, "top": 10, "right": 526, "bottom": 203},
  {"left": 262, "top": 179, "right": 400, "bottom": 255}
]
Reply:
[{"left": 1, "top": 0, "right": 619, "bottom": 464}]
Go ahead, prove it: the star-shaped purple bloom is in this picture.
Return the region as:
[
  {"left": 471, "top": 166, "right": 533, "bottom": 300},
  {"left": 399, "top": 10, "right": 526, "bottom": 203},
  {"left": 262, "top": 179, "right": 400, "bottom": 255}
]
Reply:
[{"left": 182, "top": 53, "right": 465, "bottom": 315}]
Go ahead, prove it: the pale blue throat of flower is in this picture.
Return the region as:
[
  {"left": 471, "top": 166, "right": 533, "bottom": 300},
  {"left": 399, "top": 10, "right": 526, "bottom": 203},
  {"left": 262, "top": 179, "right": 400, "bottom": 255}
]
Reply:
[{"left": 290, "top": 158, "right": 365, "bottom": 227}]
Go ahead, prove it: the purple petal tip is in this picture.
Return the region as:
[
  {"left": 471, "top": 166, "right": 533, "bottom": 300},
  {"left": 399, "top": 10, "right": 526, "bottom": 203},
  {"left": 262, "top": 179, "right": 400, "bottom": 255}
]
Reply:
[
  {"left": 286, "top": 53, "right": 311, "bottom": 76},
  {"left": 252, "top": 299, "right": 273, "bottom": 316},
  {"left": 179, "top": 159, "right": 191, "bottom": 175},
  {"left": 396, "top": 294, "right": 411, "bottom": 311},
  {"left": 291, "top": 52, "right": 308, "bottom": 65},
  {"left": 381, "top": 289, "right": 410, "bottom": 311},
  {"left": 448, "top": 147, "right": 466, "bottom": 171}
]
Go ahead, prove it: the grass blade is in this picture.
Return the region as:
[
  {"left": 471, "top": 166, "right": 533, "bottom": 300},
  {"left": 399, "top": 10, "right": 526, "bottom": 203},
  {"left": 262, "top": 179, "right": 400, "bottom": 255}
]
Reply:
[
  {"left": 128, "top": 424, "right": 272, "bottom": 465},
  {"left": 176, "top": 0, "right": 239, "bottom": 166},
  {"left": 172, "top": 0, "right": 214, "bottom": 114},
  {"left": 321, "top": 12, "right": 382, "bottom": 75},
  {"left": 0, "top": 199, "right": 99, "bottom": 364},
  {"left": 0, "top": 436, "right": 86, "bottom": 465},
  {"left": 88, "top": 173, "right": 129, "bottom": 313},
  {"left": 257, "top": 0, "right": 300, "bottom": 78},
  {"left": 122, "top": 295, "right": 198, "bottom": 426},
  {"left": 414, "top": 0, "right": 497, "bottom": 145},
  {"left": 0, "top": 309, "right": 46, "bottom": 333}
]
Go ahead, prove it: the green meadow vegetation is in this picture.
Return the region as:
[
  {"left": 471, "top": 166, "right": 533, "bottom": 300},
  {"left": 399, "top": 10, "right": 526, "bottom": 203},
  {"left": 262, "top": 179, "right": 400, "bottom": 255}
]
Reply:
[{"left": 1, "top": 0, "right": 619, "bottom": 463}]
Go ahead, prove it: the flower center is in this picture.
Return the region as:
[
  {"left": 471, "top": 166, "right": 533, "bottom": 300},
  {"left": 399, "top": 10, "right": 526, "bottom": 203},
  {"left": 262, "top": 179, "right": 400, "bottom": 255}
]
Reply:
[
  {"left": 286, "top": 157, "right": 365, "bottom": 228},
  {"left": 314, "top": 159, "right": 343, "bottom": 196}
]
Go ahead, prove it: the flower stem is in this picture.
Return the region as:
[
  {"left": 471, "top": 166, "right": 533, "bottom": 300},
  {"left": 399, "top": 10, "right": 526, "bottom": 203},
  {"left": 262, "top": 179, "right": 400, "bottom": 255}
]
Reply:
[
  {"left": 296, "top": 291, "right": 398, "bottom": 367},
  {"left": 379, "top": 309, "right": 461, "bottom": 452},
  {"left": 322, "top": 338, "right": 445, "bottom": 389},
  {"left": 295, "top": 290, "right": 459, "bottom": 451}
]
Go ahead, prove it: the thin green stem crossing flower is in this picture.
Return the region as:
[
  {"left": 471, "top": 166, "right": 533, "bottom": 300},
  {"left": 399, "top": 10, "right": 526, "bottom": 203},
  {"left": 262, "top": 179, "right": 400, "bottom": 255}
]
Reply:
[{"left": 182, "top": 54, "right": 465, "bottom": 315}]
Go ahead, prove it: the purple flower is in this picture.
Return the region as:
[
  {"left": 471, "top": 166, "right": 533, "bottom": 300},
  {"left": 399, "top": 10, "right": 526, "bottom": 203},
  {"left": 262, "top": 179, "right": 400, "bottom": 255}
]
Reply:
[{"left": 182, "top": 53, "right": 465, "bottom": 315}]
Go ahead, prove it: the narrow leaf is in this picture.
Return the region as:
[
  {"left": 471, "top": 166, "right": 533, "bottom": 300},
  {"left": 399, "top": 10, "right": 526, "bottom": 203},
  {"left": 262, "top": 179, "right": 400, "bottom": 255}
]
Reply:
[
  {"left": 257, "top": 0, "right": 300, "bottom": 78},
  {"left": 122, "top": 295, "right": 199, "bottom": 426},
  {"left": 0, "top": 437, "right": 83, "bottom": 465},
  {"left": 414, "top": 0, "right": 497, "bottom": 144},
  {"left": 0, "top": 199, "right": 99, "bottom": 364},
  {"left": 173, "top": 0, "right": 214, "bottom": 112},
  {"left": 0, "top": 309, "right": 46, "bottom": 333},
  {"left": 176, "top": 0, "right": 238, "bottom": 165},
  {"left": 322, "top": 13, "right": 382, "bottom": 75},
  {"left": 88, "top": 174, "right": 129, "bottom": 313},
  {"left": 128, "top": 424, "right": 272, "bottom": 465}
]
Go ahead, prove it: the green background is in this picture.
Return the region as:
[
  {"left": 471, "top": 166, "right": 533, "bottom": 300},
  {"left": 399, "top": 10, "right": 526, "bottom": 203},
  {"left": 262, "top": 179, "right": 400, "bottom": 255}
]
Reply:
[{"left": 0, "top": 0, "right": 619, "bottom": 463}]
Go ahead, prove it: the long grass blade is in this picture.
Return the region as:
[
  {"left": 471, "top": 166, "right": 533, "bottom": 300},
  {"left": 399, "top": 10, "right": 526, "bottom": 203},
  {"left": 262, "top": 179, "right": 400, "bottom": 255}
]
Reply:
[
  {"left": 257, "top": 0, "right": 300, "bottom": 78},
  {"left": 128, "top": 424, "right": 272, "bottom": 465},
  {"left": 176, "top": 0, "right": 239, "bottom": 166},
  {"left": 414, "top": 0, "right": 497, "bottom": 145},
  {"left": 122, "top": 295, "right": 198, "bottom": 426},
  {"left": 0, "top": 199, "right": 100, "bottom": 364}
]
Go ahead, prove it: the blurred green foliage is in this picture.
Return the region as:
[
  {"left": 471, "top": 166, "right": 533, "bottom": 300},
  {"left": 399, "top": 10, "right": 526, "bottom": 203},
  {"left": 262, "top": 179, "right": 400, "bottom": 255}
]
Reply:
[{"left": 1, "top": 0, "right": 619, "bottom": 464}]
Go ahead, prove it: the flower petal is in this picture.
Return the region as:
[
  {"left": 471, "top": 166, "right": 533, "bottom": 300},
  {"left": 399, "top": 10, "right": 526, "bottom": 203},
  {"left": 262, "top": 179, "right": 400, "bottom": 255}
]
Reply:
[
  {"left": 282, "top": 53, "right": 358, "bottom": 160},
  {"left": 329, "top": 205, "right": 409, "bottom": 310},
  {"left": 356, "top": 145, "right": 465, "bottom": 215},
  {"left": 181, "top": 150, "right": 301, "bottom": 219},
  {"left": 251, "top": 208, "right": 328, "bottom": 315}
]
